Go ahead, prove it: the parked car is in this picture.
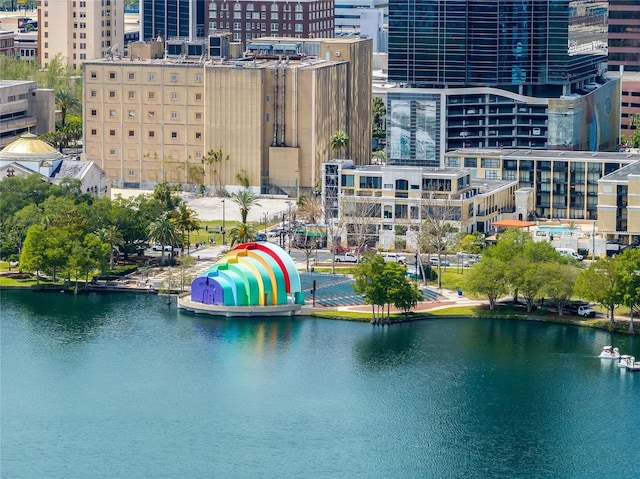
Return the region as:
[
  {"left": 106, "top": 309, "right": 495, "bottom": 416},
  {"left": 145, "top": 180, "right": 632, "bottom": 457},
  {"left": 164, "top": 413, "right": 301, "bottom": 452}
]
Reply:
[
  {"left": 152, "top": 244, "right": 173, "bottom": 251},
  {"left": 256, "top": 233, "right": 267, "bottom": 242},
  {"left": 381, "top": 252, "right": 407, "bottom": 265},
  {"left": 334, "top": 252, "right": 359, "bottom": 263},
  {"left": 430, "top": 256, "right": 450, "bottom": 267},
  {"left": 331, "top": 244, "right": 350, "bottom": 254}
]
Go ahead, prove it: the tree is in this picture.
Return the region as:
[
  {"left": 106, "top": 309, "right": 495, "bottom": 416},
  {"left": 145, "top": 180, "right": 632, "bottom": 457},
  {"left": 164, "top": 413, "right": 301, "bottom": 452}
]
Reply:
[
  {"left": 382, "top": 261, "right": 411, "bottom": 321},
  {"left": 170, "top": 204, "right": 200, "bottom": 254},
  {"left": 465, "top": 257, "right": 508, "bottom": 310},
  {"left": 67, "top": 234, "right": 108, "bottom": 294},
  {"left": 613, "top": 249, "right": 640, "bottom": 333},
  {"left": 228, "top": 222, "right": 257, "bottom": 246},
  {"left": 153, "top": 182, "right": 180, "bottom": 210},
  {"left": 353, "top": 254, "right": 388, "bottom": 323},
  {"left": 341, "top": 199, "right": 378, "bottom": 260},
  {"left": 541, "top": 263, "right": 579, "bottom": 315},
  {"left": 372, "top": 96, "right": 386, "bottom": 129},
  {"left": 202, "top": 149, "right": 229, "bottom": 194},
  {"left": 148, "top": 215, "right": 180, "bottom": 264},
  {"left": 297, "top": 195, "right": 323, "bottom": 224},
  {"left": 230, "top": 189, "right": 261, "bottom": 224},
  {"left": 459, "top": 232, "right": 487, "bottom": 254},
  {"left": 19, "top": 224, "right": 47, "bottom": 284},
  {"left": 55, "top": 88, "right": 80, "bottom": 129},
  {"left": 418, "top": 201, "right": 459, "bottom": 288},
  {"left": 330, "top": 130, "right": 349, "bottom": 159},
  {"left": 391, "top": 278, "right": 423, "bottom": 320},
  {"left": 574, "top": 257, "right": 620, "bottom": 326},
  {"left": 97, "top": 225, "right": 124, "bottom": 270}
]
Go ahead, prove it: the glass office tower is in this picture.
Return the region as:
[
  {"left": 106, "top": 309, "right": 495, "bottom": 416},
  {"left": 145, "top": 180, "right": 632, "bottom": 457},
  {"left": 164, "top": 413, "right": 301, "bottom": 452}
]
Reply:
[
  {"left": 142, "top": 0, "right": 205, "bottom": 41},
  {"left": 388, "top": 0, "right": 608, "bottom": 91}
]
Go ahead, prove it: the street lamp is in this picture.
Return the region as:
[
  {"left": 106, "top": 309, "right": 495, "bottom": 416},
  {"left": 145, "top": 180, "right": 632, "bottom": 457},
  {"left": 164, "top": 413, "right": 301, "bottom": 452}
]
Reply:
[
  {"left": 221, "top": 199, "right": 226, "bottom": 245},
  {"left": 263, "top": 212, "right": 268, "bottom": 234},
  {"left": 286, "top": 201, "right": 292, "bottom": 253}
]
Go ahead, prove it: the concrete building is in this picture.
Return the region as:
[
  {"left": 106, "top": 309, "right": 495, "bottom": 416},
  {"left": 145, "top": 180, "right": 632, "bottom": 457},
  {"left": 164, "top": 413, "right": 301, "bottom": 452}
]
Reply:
[
  {"left": 0, "top": 133, "right": 109, "bottom": 196},
  {"left": 83, "top": 36, "right": 372, "bottom": 196},
  {"left": 205, "top": 0, "right": 334, "bottom": 49},
  {"left": 322, "top": 160, "right": 518, "bottom": 250},
  {"left": 619, "top": 72, "right": 640, "bottom": 142},
  {"left": 608, "top": 0, "right": 640, "bottom": 73},
  {"left": 384, "top": 1, "right": 617, "bottom": 166},
  {"left": 443, "top": 148, "right": 640, "bottom": 222},
  {"left": 598, "top": 161, "right": 640, "bottom": 248},
  {"left": 0, "top": 29, "right": 17, "bottom": 57},
  {"left": 37, "top": 0, "right": 124, "bottom": 69},
  {"left": 0, "top": 79, "right": 55, "bottom": 148}
]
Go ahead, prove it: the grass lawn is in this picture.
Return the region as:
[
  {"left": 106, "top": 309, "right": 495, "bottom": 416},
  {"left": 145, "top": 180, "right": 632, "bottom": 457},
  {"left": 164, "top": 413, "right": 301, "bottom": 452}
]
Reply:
[
  {"left": 189, "top": 220, "right": 282, "bottom": 246},
  {"left": 0, "top": 274, "right": 61, "bottom": 288}
]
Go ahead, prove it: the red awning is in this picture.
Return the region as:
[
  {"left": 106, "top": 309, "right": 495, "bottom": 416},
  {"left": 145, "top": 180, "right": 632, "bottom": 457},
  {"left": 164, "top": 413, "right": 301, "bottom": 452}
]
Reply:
[{"left": 490, "top": 219, "right": 536, "bottom": 228}]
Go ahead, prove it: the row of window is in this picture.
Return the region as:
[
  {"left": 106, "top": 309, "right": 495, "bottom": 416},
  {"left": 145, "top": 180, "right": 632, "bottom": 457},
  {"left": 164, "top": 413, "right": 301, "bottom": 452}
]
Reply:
[
  {"left": 89, "top": 109, "right": 203, "bottom": 121},
  {"left": 210, "top": 3, "right": 309, "bottom": 12},
  {"left": 89, "top": 90, "right": 202, "bottom": 102},
  {"left": 90, "top": 129, "right": 202, "bottom": 142},
  {"left": 209, "top": 21, "right": 307, "bottom": 32},
  {"left": 211, "top": 11, "right": 306, "bottom": 21},
  {"left": 89, "top": 71, "right": 203, "bottom": 83}
]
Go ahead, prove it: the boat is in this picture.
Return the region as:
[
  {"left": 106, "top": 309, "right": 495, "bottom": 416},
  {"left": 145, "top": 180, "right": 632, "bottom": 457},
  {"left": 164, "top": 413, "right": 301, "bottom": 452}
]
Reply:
[
  {"left": 619, "top": 355, "right": 640, "bottom": 372},
  {"left": 599, "top": 346, "right": 620, "bottom": 359}
]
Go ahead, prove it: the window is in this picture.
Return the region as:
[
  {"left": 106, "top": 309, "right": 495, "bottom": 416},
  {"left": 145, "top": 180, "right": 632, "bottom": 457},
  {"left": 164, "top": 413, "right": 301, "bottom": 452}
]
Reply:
[
  {"left": 233, "top": 22, "right": 241, "bottom": 30},
  {"left": 90, "top": 129, "right": 97, "bottom": 135},
  {"left": 195, "top": 152, "right": 202, "bottom": 159},
  {"left": 149, "top": 131, "right": 155, "bottom": 138},
  {"left": 90, "top": 90, "right": 97, "bottom": 97},
  {"left": 171, "top": 92, "right": 178, "bottom": 100},
  {"left": 148, "top": 73, "right": 155, "bottom": 80},
  {"left": 195, "top": 93, "right": 202, "bottom": 101},
  {"left": 90, "top": 109, "right": 97, "bottom": 116},
  {"left": 266, "top": 112, "right": 270, "bottom": 122},
  {"left": 109, "top": 91, "right": 116, "bottom": 98},
  {"left": 171, "top": 73, "right": 178, "bottom": 82},
  {"left": 195, "top": 132, "right": 202, "bottom": 139},
  {"left": 149, "top": 111, "right": 155, "bottom": 118},
  {"left": 109, "top": 72, "right": 116, "bottom": 79},
  {"left": 109, "top": 109, "right": 116, "bottom": 117},
  {"left": 128, "top": 130, "right": 135, "bottom": 137},
  {"left": 128, "top": 73, "right": 135, "bottom": 80},
  {"left": 148, "top": 92, "right": 155, "bottom": 99},
  {"left": 195, "top": 74, "right": 202, "bottom": 82},
  {"left": 195, "top": 112, "right": 202, "bottom": 120},
  {"left": 464, "top": 157, "right": 477, "bottom": 168},
  {"left": 481, "top": 158, "right": 500, "bottom": 169},
  {"left": 128, "top": 91, "right": 135, "bottom": 99},
  {"left": 128, "top": 170, "right": 135, "bottom": 176},
  {"left": 171, "top": 132, "right": 178, "bottom": 139},
  {"left": 109, "top": 149, "right": 116, "bottom": 155},
  {"left": 295, "top": 24, "right": 303, "bottom": 32},
  {"left": 109, "top": 130, "right": 116, "bottom": 136},
  {"left": 128, "top": 110, "right": 135, "bottom": 118},
  {"left": 171, "top": 112, "right": 178, "bottom": 119}
]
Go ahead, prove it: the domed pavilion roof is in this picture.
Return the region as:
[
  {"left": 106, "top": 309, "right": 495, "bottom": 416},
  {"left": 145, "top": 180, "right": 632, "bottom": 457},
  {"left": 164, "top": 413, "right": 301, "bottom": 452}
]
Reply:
[{"left": 0, "top": 133, "right": 64, "bottom": 162}]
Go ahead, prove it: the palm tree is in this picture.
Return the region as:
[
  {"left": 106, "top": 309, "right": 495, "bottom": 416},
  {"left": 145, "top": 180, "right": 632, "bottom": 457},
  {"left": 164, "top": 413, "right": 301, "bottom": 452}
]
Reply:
[
  {"left": 228, "top": 223, "right": 258, "bottom": 246},
  {"left": 170, "top": 204, "right": 200, "bottom": 253},
  {"left": 230, "top": 189, "right": 261, "bottom": 224},
  {"left": 55, "top": 88, "right": 80, "bottom": 129},
  {"left": 330, "top": 130, "right": 349, "bottom": 159},
  {"left": 148, "top": 215, "right": 180, "bottom": 264},
  {"left": 98, "top": 225, "right": 124, "bottom": 270}
]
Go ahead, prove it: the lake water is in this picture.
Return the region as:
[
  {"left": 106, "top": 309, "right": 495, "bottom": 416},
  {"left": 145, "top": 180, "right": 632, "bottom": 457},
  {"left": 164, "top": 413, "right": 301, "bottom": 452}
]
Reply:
[{"left": 2, "top": 290, "right": 639, "bottom": 478}]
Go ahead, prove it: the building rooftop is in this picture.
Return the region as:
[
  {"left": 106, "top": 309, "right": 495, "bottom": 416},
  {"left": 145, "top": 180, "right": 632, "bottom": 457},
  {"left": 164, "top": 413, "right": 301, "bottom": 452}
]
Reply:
[
  {"left": 0, "top": 133, "right": 63, "bottom": 161},
  {"left": 599, "top": 161, "right": 640, "bottom": 183},
  {"left": 448, "top": 148, "right": 640, "bottom": 162}
]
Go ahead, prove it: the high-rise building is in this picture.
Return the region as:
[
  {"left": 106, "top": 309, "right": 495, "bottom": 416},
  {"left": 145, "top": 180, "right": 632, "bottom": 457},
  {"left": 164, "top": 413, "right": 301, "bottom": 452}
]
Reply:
[
  {"left": 204, "top": 0, "right": 334, "bottom": 48},
  {"left": 37, "top": 0, "right": 124, "bottom": 69},
  {"left": 608, "top": 0, "right": 640, "bottom": 72},
  {"left": 141, "top": 0, "right": 205, "bottom": 41},
  {"left": 389, "top": 0, "right": 608, "bottom": 93},
  {"left": 383, "top": 1, "right": 617, "bottom": 166}
]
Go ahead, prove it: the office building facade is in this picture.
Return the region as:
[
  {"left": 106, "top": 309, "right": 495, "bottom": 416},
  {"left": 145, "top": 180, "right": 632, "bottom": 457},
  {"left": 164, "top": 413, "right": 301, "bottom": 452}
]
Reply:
[
  {"left": 37, "top": 0, "right": 124, "bottom": 69},
  {"left": 0, "top": 80, "right": 55, "bottom": 148},
  {"left": 322, "top": 160, "right": 518, "bottom": 249},
  {"left": 608, "top": 0, "right": 640, "bottom": 72},
  {"left": 384, "top": 1, "right": 616, "bottom": 166},
  {"left": 444, "top": 148, "right": 640, "bottom": 221},
  {"left": 141, "top": 0, "right": 205, "bottom": 41}
]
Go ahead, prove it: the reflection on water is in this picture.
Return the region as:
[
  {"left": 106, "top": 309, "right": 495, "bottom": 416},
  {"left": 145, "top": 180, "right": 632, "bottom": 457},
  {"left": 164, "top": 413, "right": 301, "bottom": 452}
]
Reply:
[{"left": 2, "top": 291, "right": 639, "bottom": 478}]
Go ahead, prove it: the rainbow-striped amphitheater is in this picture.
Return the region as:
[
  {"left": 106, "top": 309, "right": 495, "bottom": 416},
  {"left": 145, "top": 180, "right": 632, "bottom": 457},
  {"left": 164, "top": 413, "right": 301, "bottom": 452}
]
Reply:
[{"left": 188, "top": 242, "right": 304, "bottom": 311}]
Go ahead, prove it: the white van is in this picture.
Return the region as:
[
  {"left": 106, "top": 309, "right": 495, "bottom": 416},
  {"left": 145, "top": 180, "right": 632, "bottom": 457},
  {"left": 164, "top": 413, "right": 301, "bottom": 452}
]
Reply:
[
  {"left": 380, "top": 253, "right": 407, "bottom": 265},
  {"left": 555, "top": 248, "right": 583, "bottom": 261}
]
